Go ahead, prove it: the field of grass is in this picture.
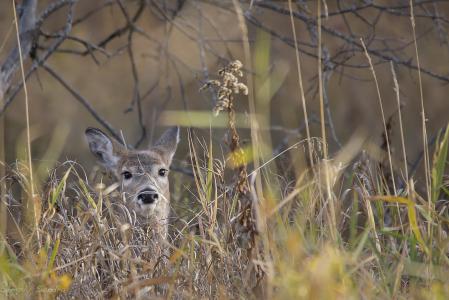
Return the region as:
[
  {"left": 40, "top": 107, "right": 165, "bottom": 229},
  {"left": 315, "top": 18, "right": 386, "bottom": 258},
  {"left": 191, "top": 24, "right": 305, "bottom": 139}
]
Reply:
[
  {"left": 1, "top": 1, "right": 449, "bottom": 299},
  {"left": 1, "top": 57, "right": 449, "bottom": 299}
]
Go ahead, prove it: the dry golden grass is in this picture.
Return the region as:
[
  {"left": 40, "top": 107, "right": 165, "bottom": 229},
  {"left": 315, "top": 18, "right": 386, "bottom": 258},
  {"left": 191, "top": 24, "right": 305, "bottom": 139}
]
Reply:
[{"left": 1, "top": 60, "right": 449, "bottom": 300}]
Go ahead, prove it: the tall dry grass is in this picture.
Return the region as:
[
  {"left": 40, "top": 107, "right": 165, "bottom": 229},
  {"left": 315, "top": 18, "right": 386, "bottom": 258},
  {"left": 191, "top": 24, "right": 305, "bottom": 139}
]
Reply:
[{"left": 1, "top": 57, "right": 449, "bottom": 299}]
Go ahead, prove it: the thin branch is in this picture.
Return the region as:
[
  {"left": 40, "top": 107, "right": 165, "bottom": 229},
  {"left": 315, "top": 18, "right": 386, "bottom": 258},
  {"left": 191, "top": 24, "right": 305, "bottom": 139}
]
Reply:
[
  {"left": 42, "top": 63, "right": 122, "bottom": 143},
  {"left": 1, "top": 1, "right": 76, "bottom": 116}
]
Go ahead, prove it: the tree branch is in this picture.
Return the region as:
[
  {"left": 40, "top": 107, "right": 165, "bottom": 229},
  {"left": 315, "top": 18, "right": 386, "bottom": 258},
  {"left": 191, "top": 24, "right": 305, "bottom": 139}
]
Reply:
[{"left": 0, "top": 0, "right": 38, "bottom": 98}]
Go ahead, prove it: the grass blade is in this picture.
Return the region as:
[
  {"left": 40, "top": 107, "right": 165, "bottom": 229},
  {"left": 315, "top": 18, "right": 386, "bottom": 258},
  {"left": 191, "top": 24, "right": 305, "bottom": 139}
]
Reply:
[{"left": 371, "top": 196, "right": 429, "bottom": 255}]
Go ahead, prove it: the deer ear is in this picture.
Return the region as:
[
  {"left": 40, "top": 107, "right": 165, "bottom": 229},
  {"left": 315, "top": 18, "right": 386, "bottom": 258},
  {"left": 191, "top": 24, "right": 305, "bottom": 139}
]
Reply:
[
  {"left": 85, "top": 127, "right": 123, "bottom": 170},
  {"left": 153, "top": 126, "right": 180, "bottom": 164}
]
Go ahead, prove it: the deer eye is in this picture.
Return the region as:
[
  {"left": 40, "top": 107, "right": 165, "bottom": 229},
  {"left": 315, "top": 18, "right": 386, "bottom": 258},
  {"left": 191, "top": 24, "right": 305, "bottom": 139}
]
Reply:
[
  {"left": 122, "top": 171, "right": 132, "bottom": 180},
  {"left": 158, "top": 168, "right": 168, "bottom": 177}
]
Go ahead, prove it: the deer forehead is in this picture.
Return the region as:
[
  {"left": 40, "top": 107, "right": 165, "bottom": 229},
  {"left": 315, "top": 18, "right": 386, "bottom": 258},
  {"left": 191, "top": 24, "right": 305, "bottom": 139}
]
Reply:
[{"left": 119, "top": 151, "right": 166, "bottom": 172}]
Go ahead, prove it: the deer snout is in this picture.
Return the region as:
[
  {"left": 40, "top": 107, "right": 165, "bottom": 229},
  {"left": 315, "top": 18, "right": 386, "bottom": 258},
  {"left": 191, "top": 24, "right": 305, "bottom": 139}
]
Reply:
[{"left": 137, "top": 189, "right": 159, "bottom": 204}]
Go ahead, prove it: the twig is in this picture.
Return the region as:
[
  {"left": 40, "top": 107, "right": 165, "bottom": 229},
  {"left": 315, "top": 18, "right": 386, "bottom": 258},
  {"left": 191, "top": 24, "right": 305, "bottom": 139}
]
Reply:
[{"left": 42, "top": 64, "right": 122, "bottom": 143}]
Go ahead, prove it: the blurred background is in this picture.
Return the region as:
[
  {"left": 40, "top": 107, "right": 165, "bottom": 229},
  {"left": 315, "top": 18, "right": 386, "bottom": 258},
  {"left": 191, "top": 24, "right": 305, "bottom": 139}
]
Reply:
[{"left": 1, "top": 0, "right": 449, "bottom": 183}]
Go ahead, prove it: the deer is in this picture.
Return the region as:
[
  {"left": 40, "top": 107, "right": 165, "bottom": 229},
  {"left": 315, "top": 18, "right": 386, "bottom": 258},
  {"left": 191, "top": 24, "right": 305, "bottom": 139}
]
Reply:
[{"left": 85, "top": 126, "right": 180, "bottom": 241}]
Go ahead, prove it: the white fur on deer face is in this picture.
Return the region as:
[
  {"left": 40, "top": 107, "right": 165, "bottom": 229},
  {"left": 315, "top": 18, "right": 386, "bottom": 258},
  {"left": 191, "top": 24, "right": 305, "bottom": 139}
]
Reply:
[{"left": 85, "top": 127, "right": 179, "bottom": 224}]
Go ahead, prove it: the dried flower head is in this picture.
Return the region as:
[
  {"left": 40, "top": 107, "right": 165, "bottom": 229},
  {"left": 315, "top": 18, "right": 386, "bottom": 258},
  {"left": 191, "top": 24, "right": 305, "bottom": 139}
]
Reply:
[{"left": 200, "top": 60, "right": 248, "bottom": 116}]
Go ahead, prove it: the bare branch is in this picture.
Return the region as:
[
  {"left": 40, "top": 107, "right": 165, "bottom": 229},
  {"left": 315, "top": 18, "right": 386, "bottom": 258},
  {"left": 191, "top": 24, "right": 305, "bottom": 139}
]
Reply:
[{"left": 42, "top": 63, "right": 123, "bottom": 143}]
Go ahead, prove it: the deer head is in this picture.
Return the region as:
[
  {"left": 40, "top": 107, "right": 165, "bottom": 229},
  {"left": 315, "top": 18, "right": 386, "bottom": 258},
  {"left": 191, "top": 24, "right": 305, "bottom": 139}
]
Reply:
[{"left": 85, "top": 127, "right": 180, "bottom": 234}]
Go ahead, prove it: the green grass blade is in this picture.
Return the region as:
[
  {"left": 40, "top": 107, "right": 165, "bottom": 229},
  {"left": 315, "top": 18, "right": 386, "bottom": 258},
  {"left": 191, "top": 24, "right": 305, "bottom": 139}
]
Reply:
[
  {"left": 432, "top": 125, "right": 449, "bottom": 203},
  {"left": 50, "top": 166, "right": 72, "bottom": 206}
]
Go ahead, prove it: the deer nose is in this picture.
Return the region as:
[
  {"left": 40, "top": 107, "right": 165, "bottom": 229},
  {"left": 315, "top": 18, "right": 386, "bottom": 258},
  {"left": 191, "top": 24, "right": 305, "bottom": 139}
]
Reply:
[{"left": 137, "top": 189, "right": 159, "bottom": 204}]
